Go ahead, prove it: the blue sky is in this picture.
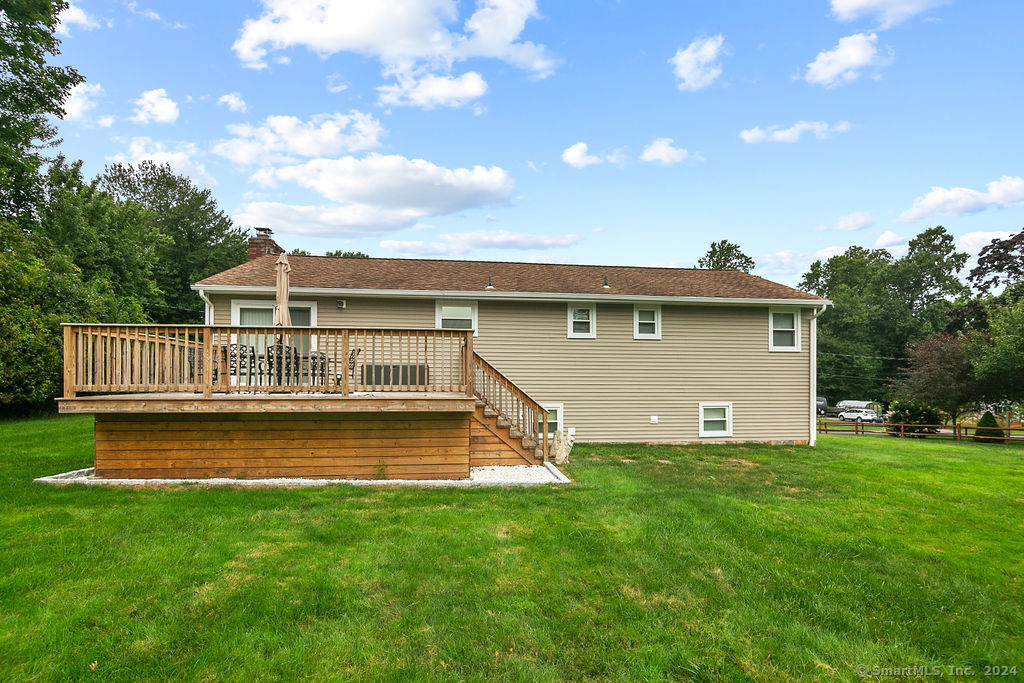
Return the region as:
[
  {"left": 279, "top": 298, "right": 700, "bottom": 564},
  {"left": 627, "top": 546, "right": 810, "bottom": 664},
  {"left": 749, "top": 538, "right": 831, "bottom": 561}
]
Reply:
[{"left": 54, "top": 0, "right": 1024, "bottom": 285}]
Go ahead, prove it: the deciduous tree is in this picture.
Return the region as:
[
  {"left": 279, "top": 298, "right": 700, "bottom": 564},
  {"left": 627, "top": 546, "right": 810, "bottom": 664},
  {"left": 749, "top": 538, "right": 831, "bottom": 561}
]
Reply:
[{"left": 697, "top": 240, "right": 755, "bottom": 272}]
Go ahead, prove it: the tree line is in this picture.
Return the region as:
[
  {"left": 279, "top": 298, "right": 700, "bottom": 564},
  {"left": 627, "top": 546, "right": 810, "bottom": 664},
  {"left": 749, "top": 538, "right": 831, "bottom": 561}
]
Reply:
[{"left": 698, "top": 232, "right": 1024, "bottom": 424}]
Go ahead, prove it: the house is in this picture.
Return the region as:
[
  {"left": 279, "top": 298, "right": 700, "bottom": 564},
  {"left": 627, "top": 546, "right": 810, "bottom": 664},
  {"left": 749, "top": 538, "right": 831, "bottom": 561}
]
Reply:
[{"left": 57, "top": 230, "right": 827, "bottom": 480}]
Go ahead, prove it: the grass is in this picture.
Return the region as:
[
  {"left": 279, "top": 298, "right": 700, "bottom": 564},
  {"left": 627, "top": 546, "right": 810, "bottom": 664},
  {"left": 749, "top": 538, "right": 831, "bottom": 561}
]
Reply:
[{"left": 1, "top": 415, "right": 1021, "bottom": 680}]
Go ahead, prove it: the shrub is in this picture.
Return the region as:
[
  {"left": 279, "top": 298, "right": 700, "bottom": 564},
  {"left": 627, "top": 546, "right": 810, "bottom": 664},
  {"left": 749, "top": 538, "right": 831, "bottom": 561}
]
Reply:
[
  {"left": 886, "top": 400, "right": 941, "bottom": 438},
  {"left": 973, "top": 410, "right": 1006, "bottom": 444}
]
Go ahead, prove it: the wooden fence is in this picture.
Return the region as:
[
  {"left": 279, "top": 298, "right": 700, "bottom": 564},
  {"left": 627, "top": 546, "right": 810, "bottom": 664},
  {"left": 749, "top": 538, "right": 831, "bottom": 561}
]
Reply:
[
  {"left": 818, "top": 419, "right": 1024, "bottom": 443},
  {"left": 63, "top": 324, "right": 474, "bottom": 397}
]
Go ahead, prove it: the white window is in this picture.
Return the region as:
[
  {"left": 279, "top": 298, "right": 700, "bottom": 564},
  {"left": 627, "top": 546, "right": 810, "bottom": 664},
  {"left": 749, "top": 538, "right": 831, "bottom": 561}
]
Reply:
[
  {"left": 567, "top": 303, "right": 596, "bottom": 338},
  {"left": 699, "top": 402, "right": 733, "bottom": 438},
  {"left": 769, "top": 307, "right": 801, "bottom": 352},
  {"left": 230, "top": 299, "right": 317, "bottom": 326},
  {"left": 537, "top": 403, "right": 564, "bottom": 436},
  {"left": 633, "top": 304, "right": 662, "bottom": 340},
  {"left": 435, "top": 300, "right": 477, "bottom": 334}
]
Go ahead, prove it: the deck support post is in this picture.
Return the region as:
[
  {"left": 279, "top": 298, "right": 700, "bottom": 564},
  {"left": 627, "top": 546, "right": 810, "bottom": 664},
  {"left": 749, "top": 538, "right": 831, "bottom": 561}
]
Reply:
[
  {"left": 202, "top": 327, "right": 213, "bottom": 397},
  {"left": 63, "top": 325, "right": 76, "bottom": 398},
  {"left": 543, "top": 411, "right": 548, "bottom": 463}
]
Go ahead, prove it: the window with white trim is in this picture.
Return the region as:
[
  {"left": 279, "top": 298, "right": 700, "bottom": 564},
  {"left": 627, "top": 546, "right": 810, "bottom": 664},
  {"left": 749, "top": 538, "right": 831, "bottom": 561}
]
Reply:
[
  {"left": 633, "top": 304, "right": 661, "bottom": 340},
  {"left": 435, "top": 300, "right": 477, "bottom": 333},
  {"left": 769, "top": 307, "right": 801, "bottom": 352},
  {"left": 567, "top": 303, "right": 596, "bottom": 338},
  {"left": 537, "top": 403, "right": 563, "bottom": 436},
  {"left": 699, "top": 402, "right": 733, "bottom": 438}
]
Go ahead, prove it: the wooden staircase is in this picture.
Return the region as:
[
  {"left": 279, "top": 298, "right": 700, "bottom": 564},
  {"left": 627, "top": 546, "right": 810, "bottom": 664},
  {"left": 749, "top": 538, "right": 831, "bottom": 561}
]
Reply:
[{"left": 471, "top": 353, "right": 548, "bottom": 466}]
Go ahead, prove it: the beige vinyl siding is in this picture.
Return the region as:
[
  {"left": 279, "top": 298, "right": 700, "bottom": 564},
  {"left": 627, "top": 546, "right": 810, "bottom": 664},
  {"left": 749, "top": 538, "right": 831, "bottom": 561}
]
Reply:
[
  {"left": 211, "top": 295, "right": 434, "bottom": 328},
  {"left": 208, "top": 294, "right": 812, "bottom": 443},
  {"left": 473, "top": 301, "right": 810, "bottom": 443}
]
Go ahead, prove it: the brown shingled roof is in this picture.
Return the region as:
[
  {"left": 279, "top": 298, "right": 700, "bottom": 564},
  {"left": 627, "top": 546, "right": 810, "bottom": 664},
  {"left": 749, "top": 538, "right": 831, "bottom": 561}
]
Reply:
[{"left": 196, "top": 255, "right": 823, "bottom": 301}]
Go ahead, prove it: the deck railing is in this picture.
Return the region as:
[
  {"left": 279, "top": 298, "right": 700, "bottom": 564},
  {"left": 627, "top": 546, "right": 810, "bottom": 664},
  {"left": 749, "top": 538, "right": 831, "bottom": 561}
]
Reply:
[
  {"left": 472, "top": 352, "right": 548, "bottom": 459},
  {"left": 62, "top": 324, "right": 474, "bottom": 397}
]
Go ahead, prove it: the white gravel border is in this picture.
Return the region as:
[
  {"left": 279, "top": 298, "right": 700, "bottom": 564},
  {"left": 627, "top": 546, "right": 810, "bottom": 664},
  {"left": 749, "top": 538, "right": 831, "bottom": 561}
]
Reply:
[{"left": 34, "top": 464, "right": 570, "bottom": 488}]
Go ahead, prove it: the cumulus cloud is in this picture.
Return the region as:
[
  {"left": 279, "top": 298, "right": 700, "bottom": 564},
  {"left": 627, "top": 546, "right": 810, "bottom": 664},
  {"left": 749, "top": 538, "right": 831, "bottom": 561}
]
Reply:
[
  {"left": 232, "top": 0, "right": 554, "bottom": 108},
  {"left": 831, "top": 0, "right": 947, "bottom": 28},
  {"left": 235, "top": 202, "right": 420, "bottom": 236},
  {"left": 815, "top": 211, "right": 873, "bottom": 232},
  {"left": 899, "top": 176, "right": 1024, "bottom": 222},
  {"left": 561, "top": 142, "right": 624, "bottom": 169},
  {"left": 63, "top": 82, "right": 104, "bottom": 121},
  {"left": 805, "top": 33, "right": 893, "bottom": 87},
  {"left": 110, "top": 137, "right": 216, "bottom": 187},
  {"left": 640, "top": 138, "right": 700, "bottom": 165},
  {"left": 755, "top": 246, "right": 848, "bottom": 277},
  {"left": 130, "top": 88, "right": 179, "bottom": 123},
  {"left": 669, "top": 35, "right": 725, "bottom": 91},
  {"left": 56, "top": 3, "right": 100, "bottom": 35},
  {"left": 212, "top": 111, "right": 384, "bottom": 166},
  {"left": 740, "top": 120, "right": 851, "bottom": 143},
  {"left": 956, "top": 231, "right": 1013, "bottom": 257},
  {"left": 264, "top": 153, "right": 514, "bottom": 214},
  {"left": 875, "top": 230, "right": 906, "bottom": 248},
  {"left": 217, "top": 92, "right": 247, "bottom": 113},
  {"left": 97, "top": 115, "right": 115, "bottom": 127},
  {"left": 377, "top": 71, "right": 487, "bottom": 109}
]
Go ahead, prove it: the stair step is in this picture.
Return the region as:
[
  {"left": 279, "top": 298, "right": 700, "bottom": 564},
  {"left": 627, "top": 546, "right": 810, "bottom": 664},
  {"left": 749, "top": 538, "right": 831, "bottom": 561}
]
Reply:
[
  {"left": 521, "top": 436, "right": 538, "bottom": 448},
  {"left": 474, "top": 399, "right": 486, "bottom": 408},
  {"left": 496, "top": 417, "right": 511, "bottom": 428},
  {"left": 483, "top": 407, "right": 499, "bottom": 418}
]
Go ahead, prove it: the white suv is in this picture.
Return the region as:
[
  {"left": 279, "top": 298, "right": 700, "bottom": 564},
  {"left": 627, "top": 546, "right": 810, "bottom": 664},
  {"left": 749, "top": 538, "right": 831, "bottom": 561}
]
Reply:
[{"left": 837, "top": 408, "right": 883, "bottom": 423}]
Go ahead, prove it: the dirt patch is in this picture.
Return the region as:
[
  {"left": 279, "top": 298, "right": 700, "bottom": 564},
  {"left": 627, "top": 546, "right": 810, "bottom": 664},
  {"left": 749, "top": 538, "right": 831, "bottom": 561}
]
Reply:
[
  {"left": 723, "top": 458, "right": 759, "bottom": 467},
  {"left": 656, "top": 459, "right": 672, "bottom": 464}
]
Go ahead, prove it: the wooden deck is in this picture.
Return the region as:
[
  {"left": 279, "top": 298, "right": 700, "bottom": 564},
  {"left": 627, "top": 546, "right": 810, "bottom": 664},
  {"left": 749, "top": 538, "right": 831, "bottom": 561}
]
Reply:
[{"left": 59, "top": 324, "right": 550, "bottom": 478}]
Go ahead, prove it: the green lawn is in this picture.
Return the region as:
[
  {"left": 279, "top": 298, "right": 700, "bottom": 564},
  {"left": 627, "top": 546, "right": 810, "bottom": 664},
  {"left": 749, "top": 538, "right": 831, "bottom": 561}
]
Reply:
[{"left": 1, "top": 416, "right": 1021, "bottom": 680}]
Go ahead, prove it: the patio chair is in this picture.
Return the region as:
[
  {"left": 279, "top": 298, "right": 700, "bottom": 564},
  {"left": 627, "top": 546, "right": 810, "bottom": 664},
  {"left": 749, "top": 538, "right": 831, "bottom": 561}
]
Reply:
[{"left": 335, "top": 348, "right": 362, "bottom": 386}]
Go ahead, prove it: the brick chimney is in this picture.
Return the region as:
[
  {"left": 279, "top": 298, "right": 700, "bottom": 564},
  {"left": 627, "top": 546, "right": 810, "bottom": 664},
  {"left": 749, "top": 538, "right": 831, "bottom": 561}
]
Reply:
[{"left": 248, "top": 227, "right": 284, "bottom": 261}]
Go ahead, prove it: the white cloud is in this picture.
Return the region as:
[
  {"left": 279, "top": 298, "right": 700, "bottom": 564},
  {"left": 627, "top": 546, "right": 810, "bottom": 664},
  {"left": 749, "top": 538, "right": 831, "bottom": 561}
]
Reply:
[
  {"left": 232, "top": 0, "right": 555, "bottom": 109},
  {"left": 815, "top": 211, "right": 873, "bottom": 232},
  {"left": 380, "top": 240, "right": 468, "bottom": 257},
  {"left": 326, "top": 73, "right": 349, "bottom": 93},
  {"left": 235, "top": 202, "right": 420, "bottom": 236},
  {"left": 110, "top": 137, "right": 216, "bottom": 187},
  {"left": 755, "top": 246, "right": 847, "bottom": 277},
  {"left": 805, "top": 33, "right": 893, "bottom": 87},
  {"left": 125, "top": 1, "right": 160, "bottom": 21},
  {"left": 213, "top": 111, "right": 384, "bottom": 166},
  {"left": 260, "top": 152, "right": 515, "bottom": 216},
  {"left": 56, "top": 3, "right": 100, "bottom": 35},
  {"left": 561, "top": 142, "right": 625, "bottom": 169},
  {"left": 640, "top": 138, "right": 700, "bottom": 165},
  {"left": 97, "top": 115, "right": 115, "bottom": 127},
  {"left": 875, "top": 230, "right": 906, "bottom": 247},
  {"left": 130, "top": 88, "right": 179, "bottom": 124},
  {"left": 955, "top": 231, "right": 1013, "bottom": 257},
  {"left": 64, "top": 82, "right": 104, "bottom": 120},
  {"left": 377, "top": 71, "right": 487, "bottom": 109},
  {"left": 217, "top": 92, "right": 247, "bottom": 113},
  {"left": 831, "top": 0, "right": 947, "bottom": 28},
  {"left": 669, "top": 35, "right": 725, "bottom": 91},
  {"left": 899, "top": 176, "right": 1024, "bottom": 222},
  {"left": 740, "top": 120, "right": 851, "bottom": 143}
]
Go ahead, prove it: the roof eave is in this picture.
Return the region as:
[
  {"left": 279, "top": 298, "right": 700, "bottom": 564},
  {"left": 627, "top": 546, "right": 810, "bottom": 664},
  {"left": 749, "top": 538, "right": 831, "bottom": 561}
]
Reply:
[{"left": 191, "top": 283, "right": 829, "bottom": 307}]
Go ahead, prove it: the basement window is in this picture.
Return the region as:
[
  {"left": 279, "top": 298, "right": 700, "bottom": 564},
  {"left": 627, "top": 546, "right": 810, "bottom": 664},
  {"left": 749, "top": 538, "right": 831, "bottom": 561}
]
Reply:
[
  {"left": 699, "top": 402, "right": 733, "bottom": 438},
  {"left": 537, "top": 403, "right": 563, "bottom": 436}
]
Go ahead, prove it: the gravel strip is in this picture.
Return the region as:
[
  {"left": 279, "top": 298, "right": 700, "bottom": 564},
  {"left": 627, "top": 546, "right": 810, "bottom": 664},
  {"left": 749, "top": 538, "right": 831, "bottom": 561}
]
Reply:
[{"left": 34, "top": 465, "right": 567, "bottom": 488}]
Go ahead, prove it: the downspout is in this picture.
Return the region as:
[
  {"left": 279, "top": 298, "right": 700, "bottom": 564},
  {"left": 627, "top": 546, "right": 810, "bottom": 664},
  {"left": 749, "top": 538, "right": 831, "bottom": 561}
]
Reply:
[
  {"left": 197, "top": 288, "right": 214, "bottom": 325},
  {"left": 808, "top": 303, "right": 828, "bottom": 446}
]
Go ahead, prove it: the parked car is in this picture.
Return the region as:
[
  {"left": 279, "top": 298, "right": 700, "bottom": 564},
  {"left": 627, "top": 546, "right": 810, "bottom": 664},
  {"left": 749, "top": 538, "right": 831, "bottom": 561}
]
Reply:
[
  {"left": 816, "top": 396, "right": 828, "bottom": 415},
  {"left": 837, "top": 408, "right": 884, "bottom": 423}
]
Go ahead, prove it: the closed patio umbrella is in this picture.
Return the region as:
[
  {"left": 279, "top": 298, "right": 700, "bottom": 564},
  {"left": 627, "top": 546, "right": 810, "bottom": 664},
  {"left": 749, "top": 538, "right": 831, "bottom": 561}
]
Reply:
[{"left": 274, "top": 253, "right": 291, "bottom": 326}]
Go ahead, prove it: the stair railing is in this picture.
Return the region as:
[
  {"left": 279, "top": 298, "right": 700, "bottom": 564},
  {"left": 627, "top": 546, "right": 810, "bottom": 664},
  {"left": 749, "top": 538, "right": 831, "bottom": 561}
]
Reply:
[{"left": 471, "top": 352, "right": 548, "bottom": 461}]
